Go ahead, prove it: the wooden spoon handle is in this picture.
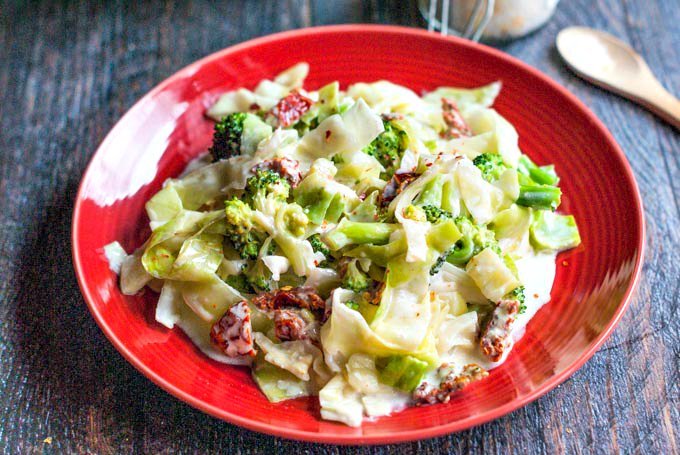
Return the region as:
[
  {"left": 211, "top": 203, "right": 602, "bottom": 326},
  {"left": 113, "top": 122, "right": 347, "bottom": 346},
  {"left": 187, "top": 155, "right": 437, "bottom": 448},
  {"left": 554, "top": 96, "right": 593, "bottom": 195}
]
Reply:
[{"left": 639, "top": 81, "right": 680, "bottom": 130}]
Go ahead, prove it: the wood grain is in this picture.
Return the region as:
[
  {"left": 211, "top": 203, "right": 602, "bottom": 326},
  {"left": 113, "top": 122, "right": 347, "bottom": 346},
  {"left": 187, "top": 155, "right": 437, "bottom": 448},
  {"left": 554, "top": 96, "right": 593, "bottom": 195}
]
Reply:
[{"left": 0, "top": 0, "right": 677, "bottom": 453}]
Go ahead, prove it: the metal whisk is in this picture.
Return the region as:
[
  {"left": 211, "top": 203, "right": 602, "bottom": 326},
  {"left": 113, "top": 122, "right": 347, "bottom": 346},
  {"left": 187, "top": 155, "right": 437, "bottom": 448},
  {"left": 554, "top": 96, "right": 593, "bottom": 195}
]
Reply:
[{"left": 425, "top": 0, "right": 496, "bottom": 42}]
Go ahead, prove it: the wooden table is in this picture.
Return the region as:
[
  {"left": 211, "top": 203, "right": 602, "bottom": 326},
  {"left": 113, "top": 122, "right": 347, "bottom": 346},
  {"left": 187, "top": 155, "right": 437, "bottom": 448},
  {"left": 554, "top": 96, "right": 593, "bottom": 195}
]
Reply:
[{"left": 1, "top": 1, "right": 678, "bottom": 453}]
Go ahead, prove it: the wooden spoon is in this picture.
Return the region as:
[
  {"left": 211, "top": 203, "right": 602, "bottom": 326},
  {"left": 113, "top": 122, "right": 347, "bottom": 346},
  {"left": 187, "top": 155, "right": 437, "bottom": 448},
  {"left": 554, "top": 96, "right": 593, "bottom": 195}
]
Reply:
[{"left": 556, "top": 26, "right": 680, "bottom": 129}]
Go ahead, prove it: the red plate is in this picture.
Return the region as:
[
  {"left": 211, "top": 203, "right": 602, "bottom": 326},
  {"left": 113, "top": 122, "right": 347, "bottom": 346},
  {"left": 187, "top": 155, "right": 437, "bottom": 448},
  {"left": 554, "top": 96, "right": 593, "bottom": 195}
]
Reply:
[{"left": 72, "top": 25, "right": 645, "bottom": 444}]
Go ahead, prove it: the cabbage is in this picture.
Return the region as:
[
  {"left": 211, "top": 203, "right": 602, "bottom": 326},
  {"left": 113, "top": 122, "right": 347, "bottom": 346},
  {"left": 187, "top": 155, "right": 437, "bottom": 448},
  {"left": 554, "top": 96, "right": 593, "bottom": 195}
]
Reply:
[
  {"left": 272, "top": 204, "right": 319, "bottom": 276},
  {"left": 346, "top": 354, "right": 382, "bottom": 394},
  {"left": 293, "top": 159, "right": 359, "bottom": 224},
  {"left": 530, "top": 211, "right": 581, "bottom": 252},
  {"left": 303, "top": 267, "right": 341, "bottom": 296},
  {"left": 119, "top": 243, "right": 152, "bottom": 295},
  {"left": 345, "top": 191, "right": 380, "bottom": 222},
  {"left": 321, "top": 289, "right": 439, "bottom": 372},
  {"left": 465, "top": 108, "right": 522, "bottom": 167},
  {"left": 255, "top": 128, "right": 299, "bottom": 161},
  {"left": 490, "top": 205, "right": 532, "bottom": 252},
  {"left": 436, "top": 311, "right": 478, "bottom": 355},
  {"left": 466, "top": 248, "right": 520, "bottom": 301},
  {"left": 399, "top": 219, "right": 430, "bottom": 263},
  {"left": 319, "top": 374, "right": 364, "bottom": 427},
  {"left": 316, "top": 81, "right": 339, "bottom": 122},
  {"left": 171, "top": 234, "right": 223, "bottom": 281},
  {"left": 273, "top": 62, "right": 309, "bottom": 89},
  {"left": 493, "top": 168, "right": 520, "bottom": 203},
  {"left": 345, "top": 353, "right": 410, "bottom": 418},
  {"left": 376, "top": 355, "right": 429, "bottom": 392},
  {"left": 254, "top": 79, "right": 290, "bottom": 100},
  {"left": 104, "top": 241, "right": 127, "bottom": 275},
  {"left": 241, "top": 114, "right": 273, "bottom": 155},
  {"left": 147, "top": 157, "right": 256, "bottom": 218},
  {"left": 155, "top": 280, "right": 183, "bottom": 329},
  {"left": 456, "top": 160, "right": 505, "bottom": 225},
  {"left": 347, "top": 80, "right": 426, "bottom": 114},
  {"left": 253, "top": 332, "right": 318, "bottom": 381},
  {"left": 423, "top": 81, "right": 501, "bottom": 111},
  {"left": 141, "top": 210, "right": 224, "bottom": 279},
  {"left": 177, "top": 273, "right": 244, "bottom": 322},
  {"left": 252, "top": 353, "right": 314, "bottom": 403},
  {"left": 442, "top": 131, "right": 495, "bottom": 160},
  {"left": 261, "top": 255, "right": 290, "bottom": 280},
  {"left": 296, "top": 99, "right": 383, "bottom": 160},
  {"left": 430, "top": 262, "right": 488, "bottom": 304},
  {"left": 145, "top": 185, "right": 183, "bottom": 230},
  {"left": 207, "top": 88, "right": 279, "bottom": 121},
  {"left": 370, "top": 257, "right": 435, "bottom": 351}
]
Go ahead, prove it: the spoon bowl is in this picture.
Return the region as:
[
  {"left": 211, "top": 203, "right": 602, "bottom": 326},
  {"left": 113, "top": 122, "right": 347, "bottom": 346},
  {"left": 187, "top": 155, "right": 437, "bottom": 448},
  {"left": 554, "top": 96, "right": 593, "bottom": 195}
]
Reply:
[{"left": 557, "top": 26, "right": 680, "bottom": 129}]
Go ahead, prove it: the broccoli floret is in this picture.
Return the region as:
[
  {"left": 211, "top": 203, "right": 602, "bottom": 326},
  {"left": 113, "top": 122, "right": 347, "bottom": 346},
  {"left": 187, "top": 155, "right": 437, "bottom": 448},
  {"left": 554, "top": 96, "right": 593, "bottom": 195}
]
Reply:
[
  {"left": 422, "top": 205, "right": 453, "bottom": 223},
  {"left": 224, "top": 198, "right": 265, "bottom": 260},
  {"left": 245, "top": 169, "right": 291, "bottom": 211},
  {"left": 308, "top": 233, "right": 333, "bottom": 267},
  {"left": 245, "top": 260, "right": 271, "bottom": 293},
  {"left": 225, "top": 273, "right": 253, "bottom": 294},
  {"left": 210, "top": 113, "right": 247, "bottom": 161},
  {"left": 506, "top": 286, "right": 526, "bottom": 314},
  {"left": 341, "top": 259, "right": 371, "bottom": 293},
  {"left": 309, "top": 234, "right": 330, "bottom": 256},
  {"left": 473, "top": 153, "right": 508, "bottom": 182},
  {"left": 344, "top": 300, "right": 360, "bottom": 311},
  {"left": 282, "top": 203, "right": 309, "bottom": 237},
  {"left": 362, "top": 121, "right": 408, "bottom": 176},
  {"left": 402, "top": 205, "right": 427, "bottom": 222}
]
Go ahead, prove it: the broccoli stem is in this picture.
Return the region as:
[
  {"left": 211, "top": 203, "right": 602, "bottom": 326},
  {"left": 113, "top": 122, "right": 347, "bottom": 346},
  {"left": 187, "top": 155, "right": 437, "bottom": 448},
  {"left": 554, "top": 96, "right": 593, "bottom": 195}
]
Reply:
[
  {"left": 517, "top": 185, "right": 562, "bottom": 211},
  {"left": 445, "top": 233, "right": 475, "bottom": 265},
  {"left": 323, "top": 219, "right": 397, "bottom": 251},
  {"left": 518, "top": 155, "right": 559, "bottom": 186}
]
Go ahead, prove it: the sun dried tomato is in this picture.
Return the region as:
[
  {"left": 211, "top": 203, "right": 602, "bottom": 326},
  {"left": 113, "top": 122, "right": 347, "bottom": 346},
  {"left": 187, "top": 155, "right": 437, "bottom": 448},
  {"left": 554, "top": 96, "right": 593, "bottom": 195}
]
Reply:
[
  {"left": 210, "top": 301, "right": 256, "bottom": 357},
  {"left": 274, "top": 309, "right": 309, "bottom": 341},
  {"left": 271, "top": 90, "right": 314, "bottom": 127},
  {"left": 251, "top": 286, "right": 325, "bottom": 313},
  {"left": 441, "top": 97, "right": 472, "bottom": 139},
  {"left": 480, "top": 299, "right": 520, "bottom": 362},
  {"left": 414, "top": 363, "right": 488, "bottom": 405},
  {"left": 379, "top": 172, "right": 419, "bottom": 208}
]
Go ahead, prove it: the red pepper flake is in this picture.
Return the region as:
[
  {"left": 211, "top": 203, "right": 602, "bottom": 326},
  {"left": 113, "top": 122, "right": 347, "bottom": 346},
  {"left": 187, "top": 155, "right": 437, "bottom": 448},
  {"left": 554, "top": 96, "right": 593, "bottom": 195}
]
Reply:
[
  {"left": 425, "top": 162, "right": 433, "bottom": 167},
  {"left": 249, "top": 102, "right": 261, "bottom": 111},
  {"left": 325, "top": 130, "right": 332, "bottom": 141},
  {"left": 533, "top": 293, "right": 539, "bottom": 299},
  {"left": 271, "top": 90, "right": 313, "bottom": 127}
]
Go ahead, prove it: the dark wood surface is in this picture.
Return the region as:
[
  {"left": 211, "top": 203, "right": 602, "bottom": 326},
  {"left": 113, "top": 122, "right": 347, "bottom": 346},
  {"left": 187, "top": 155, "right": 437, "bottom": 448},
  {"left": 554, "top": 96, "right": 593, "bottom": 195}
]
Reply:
[{"left": 1, "top": 1, "right": 678, "bottom": 453}]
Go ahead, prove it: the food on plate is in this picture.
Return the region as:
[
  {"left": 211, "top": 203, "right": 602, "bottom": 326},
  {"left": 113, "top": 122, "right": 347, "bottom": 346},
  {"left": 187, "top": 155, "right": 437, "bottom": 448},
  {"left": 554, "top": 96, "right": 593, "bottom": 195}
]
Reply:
[{"left": 106, "top": 62, "right": 581, "bottom": 426}]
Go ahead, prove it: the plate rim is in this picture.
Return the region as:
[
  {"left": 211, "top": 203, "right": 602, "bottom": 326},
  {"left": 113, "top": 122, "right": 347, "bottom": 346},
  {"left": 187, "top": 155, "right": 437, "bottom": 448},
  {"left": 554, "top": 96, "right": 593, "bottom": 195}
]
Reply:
[{"left": 71, "top": 24, "right": 646, "bottom": 445}]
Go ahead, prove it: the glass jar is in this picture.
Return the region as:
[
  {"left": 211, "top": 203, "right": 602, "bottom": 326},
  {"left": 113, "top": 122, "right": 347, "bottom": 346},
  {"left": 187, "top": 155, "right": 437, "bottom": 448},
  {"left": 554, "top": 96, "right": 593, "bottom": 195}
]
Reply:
[{"left": 419, "top": 0, "right": 560, "bottom": 42}]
